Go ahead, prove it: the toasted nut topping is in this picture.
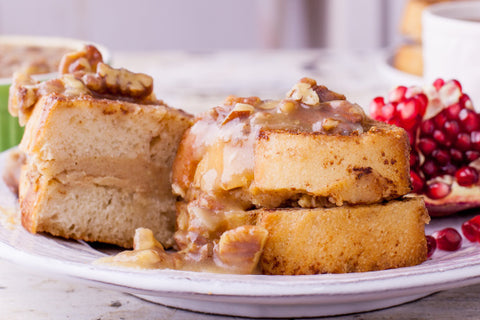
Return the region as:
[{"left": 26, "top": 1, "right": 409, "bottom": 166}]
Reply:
[
  {"left": 286, "top": 82, "right": 320, "bottom": 105},
  {"left": 322, "top": 118, "right": 340, "bottom": 131},
  {"left": 133, "top": 227, "right": 164, "bottom": 251},
  {"left": 215, "top": 225, "right": 268, "bottom": 273},
  {"left": 59, "top": 44, "right": 103, "bottom": 74},
  {"left": 256, "top": 101, "right": 277, "bottom": 110},
  {"left": 93, "top": 62, "right": 154, "bottom": 98},
  {"left": 279, "top": 100, "right": 297, "bottom": 113},
  {"left": 224, "top": 95, "right": 261, "bottom": 107},
  {"left": 222, "top": 103, "right": 255, "bottom": 125},
  {"left": 61, "top": 74, "right": 89, "bottom": 96}
]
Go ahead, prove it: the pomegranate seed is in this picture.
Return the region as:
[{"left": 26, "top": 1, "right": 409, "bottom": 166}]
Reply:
[
  {"left": 381, "top": 103, "right": 396, "bottom": 121},
  {"left": 459, "top": 109, "right": 480, "bottom": 131},
  {"left": 410, "top": 151, "right": 420, "bottom": 168},
  {"left": 420, "top": 119, "right": 435, "bottom": 137},
  {"left": 433, "top": 130, "right": 449, "bottom": 146},
  {"left": 455, "top": 166, "right": 479, "bottom": 186},
  {"left": 425, "top": 181, "right": 451, "bottom": 199},
  {"left": 466, "top": 150, "right": 480, "bottom": 162},
  {"left": 444, "top": 120, "right": 460, "bottom": 138},
  {"left": 426, "top": 235, "right": 437, "bottom": 258},
  {"left": 450, "top": 148, "right": 464, "bottom": 163},
  {"left": 434, "top": 112, "right": 448, "bottom": 129},
  {"left": 441, "top": 163, "right": 457, "bottom": 176},
  {"left": 450, "top": 79, "right": 463, "bottom": 92},
  {"left": 415, "top": 94, "right": 428, "bottom": 116},
  {"left": 418, "top": 138, "right": 437, "bottom": 155},
  {"left": 460, "top": 94, "right": 473, "bottom": 109},
  {"left": 369, "top": 97, "right": 385, "bottom": 119},
  {"left": 471, "top": 131, "right": 480, "bottom": 151},
  {"left": 445, "top": 103, "right": 463, "bottom": 120},
  {"left": 389, "top": 86, "right": 407, "bottom": 102},
  {"left": 410, "top": 171, "right": 425, "bottom": 193},
  {"left": 433, "top": 227, "right": 462, "bottom": 251},
  {"left": 462, "top": 216, "right": 480, "bottom": 242},
  {"left": 397, "top": 99, "right": 420, "bottom": 130},
  {"left": 432, "top": 149, "right": 450, "bottom": 165},
  {"left": 456, "top": 133, "right": 471, "bottom": 151},
  {"left": 433, "top": 78, "right": 445, "bottom": 90},
  {"left": 422, "top": 160, "right": 439, "bottom": 177}
]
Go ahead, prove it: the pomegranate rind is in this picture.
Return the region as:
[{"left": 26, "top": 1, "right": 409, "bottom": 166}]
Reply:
[{"left": 423, "top": 182, "right": 480, "bottom": 216}]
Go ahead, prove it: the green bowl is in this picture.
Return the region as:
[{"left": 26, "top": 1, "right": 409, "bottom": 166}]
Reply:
[
  {"left": 0, "top": 35, "right": 110, "bottom": 151},
  {"left": 0, "top": 81, "right": 23, "bottom": 151}
]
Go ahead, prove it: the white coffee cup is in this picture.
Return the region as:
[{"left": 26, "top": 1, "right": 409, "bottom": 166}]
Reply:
[{"left": 423, "top": 1, "right": 480, "bottom": 109}]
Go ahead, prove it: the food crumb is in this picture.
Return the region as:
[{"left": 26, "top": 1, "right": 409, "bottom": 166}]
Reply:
[{"left": 109, "top": 300, "right": 122, "bottom": 308}]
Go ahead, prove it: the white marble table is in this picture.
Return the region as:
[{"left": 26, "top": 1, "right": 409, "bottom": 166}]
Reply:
[{"left": 1, "top": 49, "right": 478, "bottom": 320}]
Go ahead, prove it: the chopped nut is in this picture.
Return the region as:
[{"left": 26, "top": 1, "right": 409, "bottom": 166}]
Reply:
[
  {"left": 223, "top": 95, "right": 261, "bottom": 107},
  {"left": 60, "top": 74, "right": 89, "bottom": 96},
  {"left": 222, "top": 103, "right": 255, "bottom": 125},
  {"left": 214, "top": 225, "right": 268, "bottom": 274},
  {"left": 59, "top": 44, "right": 103, "bottom": 74},
  {"left": 278, "top": 100, "right": 297, "bottom": 113},
  {"left": 315, "top": 85, "right": 346, "bottom": 102},
  {"left": 286, "top": 82, "right": 320, "bottom": 105},
  {"left": 133, "top": 227, "right": 164, "bottom": 251},
  {"left": 256, "top": 101, "right": 277, "bottom": 110},
  {"left": 91, "top": 62, "right": 154, "bottom": 98},
  {"left": 322, "top": 118, "right": 340, "bottom": 131},
  {"left": 81, "top": 73, "right": 103, "bottom": 92}
]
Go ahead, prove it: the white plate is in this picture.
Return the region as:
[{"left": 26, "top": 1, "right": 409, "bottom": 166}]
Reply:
[{"left": 1, "top": 150, "right": 480, "bottom": 318}]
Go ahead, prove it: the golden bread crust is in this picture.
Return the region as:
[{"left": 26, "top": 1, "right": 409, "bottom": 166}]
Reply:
[
  {"left": 258, "top": 197, "right": 429, "bottom": 275},
  {"left": 252, "top": 122, "right": 411, "bottom": 207}
]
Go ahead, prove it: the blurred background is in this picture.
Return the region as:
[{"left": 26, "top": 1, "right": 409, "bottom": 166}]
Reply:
[{"left": 0, "top": 0, "right": 406, "bottom": 51}]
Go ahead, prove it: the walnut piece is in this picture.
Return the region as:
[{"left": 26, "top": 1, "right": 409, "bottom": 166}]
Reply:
[
  {"left": 222, "top": 103, "right": 255, "bottom": 125},
  {"left": 286, "top": 81, "right": 320, "bottom": 105},
  {"left": 214, "top": 225, "right": 268, "bottom": 274},
  {"left": 8, "top": 73, "right": 40, "bottom": 126},
  {"left": 59, "top": 44, "right": 103, "bottom": 74},
  {"left": 88, "top": 62, "right": 154, "bottom": 99}
]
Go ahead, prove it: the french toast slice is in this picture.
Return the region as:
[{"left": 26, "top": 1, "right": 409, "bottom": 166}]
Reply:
[
  {"left": 173, "top": 79, "right": 411, "bottom": 209},
  {"left": 17, "top": 95, "right": 191, "bottom": 248},
  {"left": 257, "top": 197, "right": 429, "bottom": 275},
  {"left": 252, "top": 121, "right": 411, "bottom": 207},
  {"left": 20, "top": 160, "right": 178, "bottom": 248},
  {"left": 11, "top": 45, "right": 193, "bottom": 248}
]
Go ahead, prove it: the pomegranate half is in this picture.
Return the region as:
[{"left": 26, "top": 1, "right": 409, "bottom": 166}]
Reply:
[{"left": 370, "top": 79, "right": 480, "bottom": 216}]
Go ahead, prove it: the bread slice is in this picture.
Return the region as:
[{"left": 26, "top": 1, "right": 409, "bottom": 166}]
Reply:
[
  {"left": 174, "top": 120, "right": 410, "bottom": 209},
  {"left": 20, "top": 161, "right": 177, "bottom": 248},
  {"left": 251, "top": 121, "right": 411, "bottom": 207},
  {"left": 18, "top": 94, "right": 192, "bottom": 248},
  {"left": 257, "top": 197, "right": 429, "bottom": 275}
]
